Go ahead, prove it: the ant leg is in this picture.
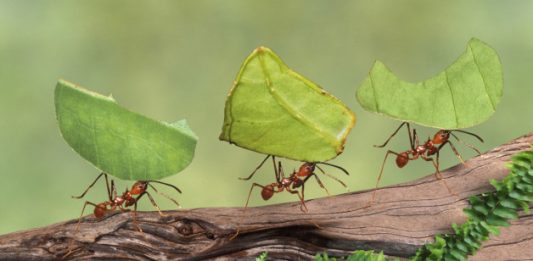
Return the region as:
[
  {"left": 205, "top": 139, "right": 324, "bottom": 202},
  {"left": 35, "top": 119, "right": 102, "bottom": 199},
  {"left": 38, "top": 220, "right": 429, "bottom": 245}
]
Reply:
[
  {"left": 230, "top": 183, "right": 268, "bottom": 240},
  {"left": 422, "top": 155, "right": 457, "bottom": 196},
  {"left": 278, "top": 160, "right": 286, "bottom": 181},
  {"left": 244, "top": 183, "right": 268, "bottom": 210},
  {"left": 144, "top": 191, "right": 166, "bottom": 216},
  {"left": 412, "top": 128, "right": 419, "bottom": 150},
  {"left": 374, "top": 122, "right": 411, "bottom": 148},
  {"left": 72, "top": 172, "right": 108, "bottom": 199},
  {"left": 315, "top": 165, "right": 348, "bottom": 188},
  {"left": 65, "top": 201, "right": 100, "bottom": 258},
  {"left": 110, "top": 180, "right": 118, "bottom": 200},
  {"left": 273, "top": 156, "right": 282, "bottom": 182},
  {"left": 442, "top": 140, "right": 466, "bottom": 164},
  {"left": 75, "top": 201, "right": 99, "bottom": 232},
  {"left": 306, "top": 173, "right": 330, "bottom": 196},
  {"left": 370, "top": 150, "right": 403, "bottom": 205},
  {"left": 287, "top": 187, "right": 308, "bottom": 212},
  {"left": 148, "top": 184, "right": 180, "bottom": 208},
  {"left": 289, "top": 185, "right": 322, "bottom": 228},
  {"left": 450, "top": 132, "right": 482, "bottom": 155},
  {"left": 132, "top": 197, "right": 143, "bottom": 232},
  {"left": 239, "top": 155, "right": 271, "bottom": 180}
]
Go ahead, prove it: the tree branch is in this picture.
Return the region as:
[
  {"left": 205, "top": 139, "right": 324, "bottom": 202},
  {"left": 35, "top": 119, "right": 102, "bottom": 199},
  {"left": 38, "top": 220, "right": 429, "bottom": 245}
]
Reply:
[{"left": 2, "top": 133, "right": 533, "bottom": 260}]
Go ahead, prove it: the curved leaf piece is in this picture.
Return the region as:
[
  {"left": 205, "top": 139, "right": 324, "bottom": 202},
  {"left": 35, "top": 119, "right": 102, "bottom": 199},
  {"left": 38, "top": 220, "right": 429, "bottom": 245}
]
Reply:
[
  {"left": 356, "top": 38, "right": 503, "bottom": 129},
  {"left": 55, "top": 80, "right": 197, "bottom": 180},
  {"left": 220, "top": 47, "right": 356, "bottom": 162}
]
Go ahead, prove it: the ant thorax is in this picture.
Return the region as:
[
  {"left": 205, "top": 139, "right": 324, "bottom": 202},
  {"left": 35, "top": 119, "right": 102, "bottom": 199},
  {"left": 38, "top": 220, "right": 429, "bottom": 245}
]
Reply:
[
  {"left": 113, "top": 196, "right": 125, "bottom": 205},
  {"left": 281, "top": 178, "right": 291, "bottom": 186},
  {"left": 415, "top": 144, "right": 427, "bottom": 154}
]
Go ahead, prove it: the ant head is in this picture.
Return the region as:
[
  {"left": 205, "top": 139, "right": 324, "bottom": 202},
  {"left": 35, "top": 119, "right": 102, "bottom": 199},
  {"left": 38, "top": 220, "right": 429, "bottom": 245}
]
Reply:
[
  {"left": 130, "top": 181, "right": 148, "bottom": 195},
  {"left": 297, "top": 162, "right": 315, "bottom": 177},
  {"left": 432, "top": 130, "right": 450, "bottom": 144},
  {"left": 261, "top": 185, "right": 274, "bottom": 200},
  {"left": 94, "top": 203, "right": 107, "bottom": 218}
]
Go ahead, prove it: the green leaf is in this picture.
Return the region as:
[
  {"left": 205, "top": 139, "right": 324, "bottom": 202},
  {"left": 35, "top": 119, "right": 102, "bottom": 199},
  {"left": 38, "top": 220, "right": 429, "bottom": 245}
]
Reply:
[
  {"left": 255, "top": 252, "right": 268, "bottom": 261},
  {"left": 480, "top": 221, "right": 500, "bottom": 236},
  {"left": 493, "top": 206, "right": 518, "bottom": 219},
  {"left": 356, "top": 38, "right": 502, "bottom": 129},
  {"left": 220, "top": 47, "right": 356, "bottom": 162},
  {"left": 55, "top": 79, "right": 198, "bottom": 180},
  {"left": 499, "top": 198, "right": 519, "bottom": 209}
]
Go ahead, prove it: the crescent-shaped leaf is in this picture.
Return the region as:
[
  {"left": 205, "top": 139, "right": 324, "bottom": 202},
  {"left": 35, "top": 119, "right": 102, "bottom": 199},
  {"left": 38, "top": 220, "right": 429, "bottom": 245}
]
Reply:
[
  {"left": 356, "top": 38, "right": 503, "bottom": 129},
  {"left": 55, "top": 80, "right": 198, "bottom": 180},
  {"left": 220, "top": 47, "right": 356, "bottom": 162}
]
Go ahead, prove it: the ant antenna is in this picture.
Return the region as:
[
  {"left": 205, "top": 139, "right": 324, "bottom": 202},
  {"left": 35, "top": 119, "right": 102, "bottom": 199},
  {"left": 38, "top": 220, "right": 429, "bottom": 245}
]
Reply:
[
  {"left": 147, "top": 183, "right": 181, "bottom": 208},
  {"left": 450, "top": 132, "right": 482, "bottom": 155},
  {"left": 315, "top": 165, "right": 348, "bottom": 188},
  {"left": 451, "top": 129, "right": 484, "bottom": 143},
  {"left": 143, "top": 180, "right": 182, "bottom": 194},
  {"left": 316, "top": 162, "right": 350, "bottom": 176}
]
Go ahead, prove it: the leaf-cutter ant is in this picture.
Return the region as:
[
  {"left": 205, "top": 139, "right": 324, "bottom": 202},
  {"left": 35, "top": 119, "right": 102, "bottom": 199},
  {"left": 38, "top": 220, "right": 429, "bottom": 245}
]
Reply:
[
  {"left": 229, "top": 155, "right": 349, "bottom": 239},
  {"left": 73, "top": 172, "right": 182, "bottom": 232},
  {"left": 371, "top": 122, "right": 483, "bottom": 203},
  {"left": 240, "top": 155, "right": 349, "bottom": 212}
]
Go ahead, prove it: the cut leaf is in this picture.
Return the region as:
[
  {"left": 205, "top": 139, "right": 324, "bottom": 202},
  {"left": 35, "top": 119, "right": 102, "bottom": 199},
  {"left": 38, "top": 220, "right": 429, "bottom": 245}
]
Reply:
[
  {"left": 55, "top": 80, "right": 197, "bottom": 180},
  {"left": 356, "top": 38, "right": 502, "bottom": 129},
  {"left": 220, "top": 47, "right": 356, "bottom": 162}
]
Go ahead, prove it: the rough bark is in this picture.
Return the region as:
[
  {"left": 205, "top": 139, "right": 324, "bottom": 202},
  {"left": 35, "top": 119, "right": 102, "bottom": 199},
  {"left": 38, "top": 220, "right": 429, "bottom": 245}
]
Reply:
[{"left": 1, "top": 133, "right": 533, "bottom": 261}]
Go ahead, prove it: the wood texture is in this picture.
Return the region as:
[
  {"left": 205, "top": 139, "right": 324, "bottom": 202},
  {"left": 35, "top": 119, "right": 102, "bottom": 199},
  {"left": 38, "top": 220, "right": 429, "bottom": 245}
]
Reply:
[{"left": 1, "top": 133, "right": 533, "bottom": 260}]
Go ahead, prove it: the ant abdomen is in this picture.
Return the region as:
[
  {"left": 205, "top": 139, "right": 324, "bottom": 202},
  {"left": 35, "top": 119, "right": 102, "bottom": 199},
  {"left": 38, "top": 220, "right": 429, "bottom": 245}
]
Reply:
[
  {"left": 396, "top": 152, "right": 409, "bottom": 168},
  {"left": 261, "top": 185, "right": 274, "bottom": 200},
  {"left": 93, "top": 203, "right": 107, "bottom": 218}
]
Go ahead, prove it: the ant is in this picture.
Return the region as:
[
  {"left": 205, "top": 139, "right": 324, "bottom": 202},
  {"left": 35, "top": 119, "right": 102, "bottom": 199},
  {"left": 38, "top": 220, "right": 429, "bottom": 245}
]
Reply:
[
  {"left": 370, "top": 122, "right": 483, "bottom": 203},
  {"left": 230, "top": 155, "right": 349, "bottom": 239},
  {"left": 73, "top": 172, "right": 182, "bottom": 232},
  {"left": 240, "top": 155, "right": 349, "bottom": 212}
]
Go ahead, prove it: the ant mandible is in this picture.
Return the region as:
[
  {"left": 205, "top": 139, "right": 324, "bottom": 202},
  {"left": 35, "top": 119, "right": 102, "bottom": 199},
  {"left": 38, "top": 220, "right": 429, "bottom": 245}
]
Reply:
[
  {"left": 73, "top": 172, "right": 182, "bottom": 232},
  {"left": 370, "top": 122, "right": 483, "bottom": 203},
  {"left": 240, "top": 155, "right": 349, "bottom": 212}
]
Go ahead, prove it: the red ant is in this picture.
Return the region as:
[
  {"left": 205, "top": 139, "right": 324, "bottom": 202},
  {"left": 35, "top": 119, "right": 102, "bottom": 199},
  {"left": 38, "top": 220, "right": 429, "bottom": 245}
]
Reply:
[
  {"left": 370, "top": 122, "right": 483, "bottom": 203},
  {"left": 73, "top": 172, "right": 182, "bottom": 232},
  {"left": 230, "top": 155, "right": 349, "bottom": 239},
  {"left": 240, "top": 155, "right": 349, "bottom": 212}
]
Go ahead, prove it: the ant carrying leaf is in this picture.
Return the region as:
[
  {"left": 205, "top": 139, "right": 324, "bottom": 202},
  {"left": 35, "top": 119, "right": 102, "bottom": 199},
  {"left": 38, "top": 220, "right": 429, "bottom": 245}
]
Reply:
[
  {"left": 73, "top": 172, "right": 182, "bottom": 232},
  {"left": 370, "top": 122, "right": 483, "bottom": 204},
  {"left": 63, "top": 172, "right": 182, "bottom": 258},
  {"left": 241, "top": 155, "right": 349, "bottom": 212},
  {"left": 230, "top": 155, "right": 349, "bottom": 239}
]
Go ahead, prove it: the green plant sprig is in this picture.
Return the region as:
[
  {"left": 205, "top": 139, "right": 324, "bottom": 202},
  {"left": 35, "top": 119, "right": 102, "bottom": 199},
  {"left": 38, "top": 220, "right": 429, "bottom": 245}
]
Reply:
[{"left": 411, "top": 147, "right": 533, "bottom": 260}]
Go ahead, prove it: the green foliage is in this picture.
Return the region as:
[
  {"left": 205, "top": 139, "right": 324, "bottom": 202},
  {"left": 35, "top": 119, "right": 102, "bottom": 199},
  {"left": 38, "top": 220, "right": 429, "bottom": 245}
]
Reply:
[
  {"left": 55, "top": 79, "right": 198, "bottom": 180},
  {"left": 356, "top": 38, "right": 502, "bottom": 129},
  {"left": 315, "top": 250, "right": 399, "bottom": 261},
  {"left": 255, "top": 252, "right": 268, "bottom": 261},
  {"left": 220, "top": 47, "right": 356, "bottom": 162},
  {"left": 411, "top": 148, "right": 533, "bottom": 260}
]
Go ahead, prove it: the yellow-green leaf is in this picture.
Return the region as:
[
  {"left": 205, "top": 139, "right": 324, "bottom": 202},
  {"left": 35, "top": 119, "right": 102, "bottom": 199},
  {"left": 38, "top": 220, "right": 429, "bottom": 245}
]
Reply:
[{"left": 220, "top": 47, "right": 355, "bottom": 162}]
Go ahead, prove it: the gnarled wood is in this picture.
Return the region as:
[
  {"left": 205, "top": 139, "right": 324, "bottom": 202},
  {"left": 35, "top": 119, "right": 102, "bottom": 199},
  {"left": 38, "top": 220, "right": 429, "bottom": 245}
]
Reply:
[{"left": 1, "top": 133, "right": 533, "bottom": 260}]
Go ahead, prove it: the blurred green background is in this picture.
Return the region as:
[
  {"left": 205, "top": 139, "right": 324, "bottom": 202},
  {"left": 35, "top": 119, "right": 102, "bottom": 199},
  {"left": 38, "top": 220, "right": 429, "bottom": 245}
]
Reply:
[{"left": 1, "top": 1, "right": 532, "bottom": 235}]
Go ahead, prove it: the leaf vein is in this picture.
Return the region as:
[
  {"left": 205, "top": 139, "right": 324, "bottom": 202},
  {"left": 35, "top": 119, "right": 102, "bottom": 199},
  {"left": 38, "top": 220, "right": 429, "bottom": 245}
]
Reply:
[{"left": 469, "top": 44, "right": 496, "bottom": 110}]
